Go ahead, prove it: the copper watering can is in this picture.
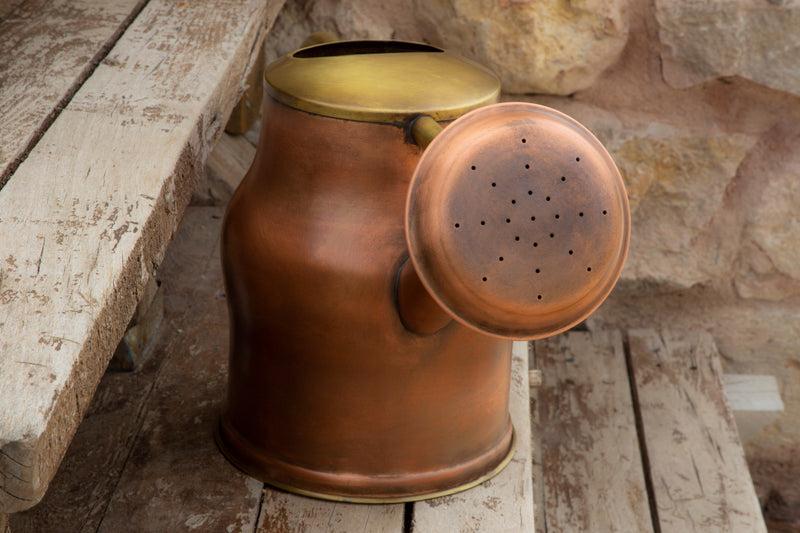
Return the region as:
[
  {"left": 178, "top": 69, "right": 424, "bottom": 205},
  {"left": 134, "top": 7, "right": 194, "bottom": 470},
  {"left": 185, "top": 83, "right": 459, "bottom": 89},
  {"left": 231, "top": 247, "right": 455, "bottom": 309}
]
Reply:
[{"left": 216, "top": 37, "right": 630, "bottom": 502}]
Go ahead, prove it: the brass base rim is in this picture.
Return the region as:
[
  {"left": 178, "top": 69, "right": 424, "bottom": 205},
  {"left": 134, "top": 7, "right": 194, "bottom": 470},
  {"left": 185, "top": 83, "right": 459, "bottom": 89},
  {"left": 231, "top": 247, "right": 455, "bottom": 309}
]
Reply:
[{"left": 215, "top": 419, "right": 517, "bottom": 504}]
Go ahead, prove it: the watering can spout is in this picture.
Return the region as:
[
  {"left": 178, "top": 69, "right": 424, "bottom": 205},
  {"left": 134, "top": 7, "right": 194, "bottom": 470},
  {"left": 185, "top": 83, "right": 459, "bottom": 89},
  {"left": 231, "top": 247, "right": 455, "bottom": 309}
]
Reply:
[{"left": 396, "top": 103, "right": 631, "bottom": 340}]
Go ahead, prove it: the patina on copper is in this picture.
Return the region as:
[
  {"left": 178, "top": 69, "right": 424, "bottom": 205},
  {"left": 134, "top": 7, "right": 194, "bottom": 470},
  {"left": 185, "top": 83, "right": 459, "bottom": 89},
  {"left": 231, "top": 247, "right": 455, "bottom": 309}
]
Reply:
[{"left": 217, "top": 39, "right": 629, "bottom": 503}]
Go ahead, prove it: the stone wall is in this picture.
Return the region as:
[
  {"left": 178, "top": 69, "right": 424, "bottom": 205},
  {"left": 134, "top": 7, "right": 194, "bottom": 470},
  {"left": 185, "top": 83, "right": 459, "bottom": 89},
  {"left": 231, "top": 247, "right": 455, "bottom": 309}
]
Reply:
[{"left": 265, "top": 0, "right": 800, "bottom": 520}]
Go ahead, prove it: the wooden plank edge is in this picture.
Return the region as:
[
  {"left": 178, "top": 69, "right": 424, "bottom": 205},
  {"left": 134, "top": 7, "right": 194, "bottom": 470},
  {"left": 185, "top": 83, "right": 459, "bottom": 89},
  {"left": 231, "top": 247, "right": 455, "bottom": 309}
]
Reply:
[
  {"left": 0, "top": 0, "right": 150, "bottom": 188},
  {"left": 627, "top": 329, "right": 768, "bottom": 533},
  {"left": 0, "top": 2, "right": 274, "bottom": 513}
]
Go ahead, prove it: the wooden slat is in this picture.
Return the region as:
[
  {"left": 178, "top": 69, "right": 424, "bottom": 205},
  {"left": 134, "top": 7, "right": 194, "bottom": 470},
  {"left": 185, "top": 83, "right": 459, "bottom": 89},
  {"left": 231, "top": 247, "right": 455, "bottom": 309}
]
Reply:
[
  {"left": 257, "top": 492, "right": 405, "bottom": 533},
  {"left": 532, "top": 330, "right": 653, "bottom": 532},
  {"left": 0, "top": 0, "right": 147, "bottom": 185},
  {"left": 0, "top": 0, "right": 284, "bottom": 512},
  {"left": 412, "top": 341, "right": 535, "bottom": 532},
  {"left": 91, "top": 207, "right": 266, "bottom": 532},
  {"left": 529, "top": 342, "right": 547, "bottom": 533},
  {"left": 628, "top": 329, "right": 767, "bottom": 533}
]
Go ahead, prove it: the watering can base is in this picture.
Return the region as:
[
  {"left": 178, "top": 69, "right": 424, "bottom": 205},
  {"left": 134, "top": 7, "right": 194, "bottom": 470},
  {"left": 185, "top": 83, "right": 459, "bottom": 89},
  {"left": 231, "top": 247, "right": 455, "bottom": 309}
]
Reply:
[{"left": 215, "top": 416, "right": 517, "bottom": 503}]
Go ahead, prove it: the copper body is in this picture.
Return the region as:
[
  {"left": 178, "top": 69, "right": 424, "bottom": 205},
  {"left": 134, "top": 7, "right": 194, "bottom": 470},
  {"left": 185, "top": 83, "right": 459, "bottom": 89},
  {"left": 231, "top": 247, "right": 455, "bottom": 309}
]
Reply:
[
  {"left": 217, "top": 39, "right": 629, "bottom": 503},
  {"left": 218, "top": 97, "right": 515, "bottom": 501}
]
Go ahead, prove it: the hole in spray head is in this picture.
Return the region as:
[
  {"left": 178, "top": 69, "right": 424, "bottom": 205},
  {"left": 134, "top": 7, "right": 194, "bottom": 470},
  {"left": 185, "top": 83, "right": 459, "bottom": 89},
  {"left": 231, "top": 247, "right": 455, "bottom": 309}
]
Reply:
[{"left": 454, "top": 223, "right": 460, "bottom": 228}]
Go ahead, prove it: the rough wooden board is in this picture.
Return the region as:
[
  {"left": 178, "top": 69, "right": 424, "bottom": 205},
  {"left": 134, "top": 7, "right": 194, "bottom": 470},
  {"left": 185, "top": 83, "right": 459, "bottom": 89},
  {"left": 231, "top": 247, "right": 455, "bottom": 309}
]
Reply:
[
  {"left": 93, "top": 207, "right": 264, "bottom": 532},
  {"left": 628, "top": 329, "right": 768, "bottom": 533},
  {"left": 0, "top": 0, "right": 147, "bottom": 186},
  {"left": 412, "top": 341, "right": 535, "bottom": 533},
  {"left": 257, "top": 491, "right": 405, "bottom": 533},
  {"left": 529, "top": 342, "right": 547, "bottom": 533},
  {"left": 7, "top": 334, "right": 169, "bottom": 533},
  {"left": 0, "top": 0, "right": 283, "bottom": 512},
  {"left": 533, "top": 330, "right": 653, "bottom": 533},
  {"left": 0, "top": 0, "right": 25, "bottom": 21},
  {"left": 724, "top": 374, "right": 784, "bottom": 442}
]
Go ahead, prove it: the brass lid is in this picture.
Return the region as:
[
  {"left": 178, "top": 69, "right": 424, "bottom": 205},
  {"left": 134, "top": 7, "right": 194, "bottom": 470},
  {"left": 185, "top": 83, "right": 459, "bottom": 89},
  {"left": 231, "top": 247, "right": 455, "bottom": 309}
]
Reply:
[{"left": 265, "top": 40, "right": 501, "bottom": 123}]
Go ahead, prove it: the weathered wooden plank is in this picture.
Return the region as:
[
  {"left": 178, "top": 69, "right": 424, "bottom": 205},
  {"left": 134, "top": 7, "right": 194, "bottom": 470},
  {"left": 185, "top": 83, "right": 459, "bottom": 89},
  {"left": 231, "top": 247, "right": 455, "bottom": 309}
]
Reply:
[
  {"left": 412, "top": 341, "right": 535, "bottom": 533},
  {"left": 0, "top": 0, "right": 147, "bottom": 185},
  {"left": 257, "top": 492, "right": 405, "bottom": 533},
  {"left": 0, "top": 0, "right": 25, "bottom": 21},
  {"left": 93, "top": 206, "right": 265, "bottom": 532},
  {"left": 724, "top": 374, "right": 784, "bottom": 442},
  {"left": 628, "top": 329, "right": 767, "bottom": 533},
  {"left": 529, "top": 342, "right": 547, "bottom": 533},
  {"left": 533, "top": 330, "right": 653, "bottom": 533},
  {"left": 7, "top": 329, "right": 170, "bottom": 532},
  {"left": 0, "top": 0, "right": 284, "bottom": 512}
]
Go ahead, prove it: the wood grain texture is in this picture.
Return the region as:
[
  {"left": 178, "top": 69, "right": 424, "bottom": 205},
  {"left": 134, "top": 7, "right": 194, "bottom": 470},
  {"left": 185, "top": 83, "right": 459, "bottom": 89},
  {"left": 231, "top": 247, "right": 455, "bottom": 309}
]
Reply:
[
  {"left": 533, "top": 330, "right": 653, "bottom": 533},
  {"left": 628, "top": 329, "right": 768, "bottom": 533},
  {"left": 7, "top": 327, "right": 170, "bottom": 533},
  {"left": 412, "top": 341, "right": 535, "bottom": 533},
  {"left": 257, "top": 492, "right": 405, "bottom": 533},
  {"left": 0, "top": 0, "right": 148, "bottom": 186},
  {"left": 92, "top": 207, "right": 265, "bottom": 533},
  {"left": 0, "top": 0, "right": 283, "bottom": 512}
]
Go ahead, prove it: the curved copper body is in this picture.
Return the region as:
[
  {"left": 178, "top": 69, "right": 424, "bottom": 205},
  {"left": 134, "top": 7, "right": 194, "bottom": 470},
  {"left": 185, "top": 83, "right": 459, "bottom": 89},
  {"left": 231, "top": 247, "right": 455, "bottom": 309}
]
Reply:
[
  {"left": 218, "top": 39, "right": 629, "bottom": 503},
  {"left": 218, "top": 97, "right": 514, "bottom": 502}
]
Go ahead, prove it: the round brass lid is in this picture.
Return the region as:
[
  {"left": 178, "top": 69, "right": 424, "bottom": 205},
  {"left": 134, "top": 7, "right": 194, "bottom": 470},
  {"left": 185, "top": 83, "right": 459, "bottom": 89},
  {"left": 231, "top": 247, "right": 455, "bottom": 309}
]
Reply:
[
  {"left": 406, "top": 102, "right": 630, "bottom": 340},
  {"left": 265, "top": 40, "right": 501, "bottom": 123}
]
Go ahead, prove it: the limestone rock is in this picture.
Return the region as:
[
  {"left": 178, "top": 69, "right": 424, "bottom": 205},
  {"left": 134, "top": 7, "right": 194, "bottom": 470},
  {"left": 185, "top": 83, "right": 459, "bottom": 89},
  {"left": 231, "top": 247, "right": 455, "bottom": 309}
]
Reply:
[
  {"left": 263, "top": 0, "right": 420, "bottom": 63},
  {"left": 657, "top": 0, "right": 800, "bottom": 96},
  {"left": 735, "top": 124, "right": 800, "bottom": 301},
  {"left": 529, "top": 100, "right": 757, "bottom": 290},
  {"left": 414, "top": 0, "right": 631, "bottom": 95}
]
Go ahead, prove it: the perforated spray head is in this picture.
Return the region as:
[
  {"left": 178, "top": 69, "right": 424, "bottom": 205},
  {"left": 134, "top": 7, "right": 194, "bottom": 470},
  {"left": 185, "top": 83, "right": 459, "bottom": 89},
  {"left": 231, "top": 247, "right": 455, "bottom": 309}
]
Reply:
[{"left": 405, "top": 102, "right": 630, "bottom": 340}]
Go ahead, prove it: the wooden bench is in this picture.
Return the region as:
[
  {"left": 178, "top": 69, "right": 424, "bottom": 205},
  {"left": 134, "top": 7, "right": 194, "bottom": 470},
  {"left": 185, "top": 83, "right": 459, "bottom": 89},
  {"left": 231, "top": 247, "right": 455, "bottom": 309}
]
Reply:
[
  {"left": 0, "top": 0, "right": 285, "bottom": 513},
  {"left": 0, "top": 1, "right": 769, "bottom": 527},
  {"left": 531, "top": 328, "right": 768, "bottom": 532}
]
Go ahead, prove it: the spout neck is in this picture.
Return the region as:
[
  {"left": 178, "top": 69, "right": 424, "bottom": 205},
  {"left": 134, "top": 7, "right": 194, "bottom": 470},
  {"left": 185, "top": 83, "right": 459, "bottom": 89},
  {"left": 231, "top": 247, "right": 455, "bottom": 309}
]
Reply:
[
  {"left": 395, "top": 258, "right": 452, "bottom": 335},
  {"left": 410, "top": 115, "right": 443, "bottom": 149}
]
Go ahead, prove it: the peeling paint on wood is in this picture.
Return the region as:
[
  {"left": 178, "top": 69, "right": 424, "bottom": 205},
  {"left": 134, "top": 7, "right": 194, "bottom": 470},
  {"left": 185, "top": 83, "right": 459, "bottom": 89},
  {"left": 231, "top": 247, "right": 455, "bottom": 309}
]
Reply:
[
  {"left": 0, "top": 0, "right": 148, "bottom": 187},
  {"left": 0, "top": 0, "right": 281, "bottom": 512},
  {"left": 532, "top": 330, "right": 653, "bottom": 533},
  {"left": 628, "top": 329, "right": 768, "bottom": 533}
]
